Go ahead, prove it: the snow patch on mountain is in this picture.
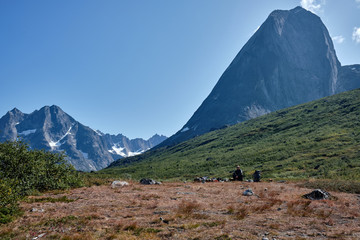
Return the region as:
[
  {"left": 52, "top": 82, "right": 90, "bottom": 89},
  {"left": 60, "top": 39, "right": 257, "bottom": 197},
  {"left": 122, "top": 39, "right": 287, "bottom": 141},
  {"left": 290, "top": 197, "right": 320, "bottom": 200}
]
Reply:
[
  {"left": 108, "top": 145, "right": 149, "bottom": 158},
  {"left": 127, "top": 148, "right": 148, "bottom": 157},
  {"left": 49, "top": 140, "right": 62, "bottom": 149},
  {"left": 108, "top": 145, "right": 127, "bottom": 157},
  {"left": 49, "top": 124, "right": 74, "bottom": 150},
  {"left": 18, "top": 129, "right": 37, "bottom": 136}
]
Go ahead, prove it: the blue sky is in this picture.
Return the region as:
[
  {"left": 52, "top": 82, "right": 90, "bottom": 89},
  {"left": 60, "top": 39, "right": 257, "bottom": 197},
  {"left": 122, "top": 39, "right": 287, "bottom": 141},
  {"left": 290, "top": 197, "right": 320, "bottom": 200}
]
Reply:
[{"left": 1, "top": 0, "right": 359, "bottom": 139}]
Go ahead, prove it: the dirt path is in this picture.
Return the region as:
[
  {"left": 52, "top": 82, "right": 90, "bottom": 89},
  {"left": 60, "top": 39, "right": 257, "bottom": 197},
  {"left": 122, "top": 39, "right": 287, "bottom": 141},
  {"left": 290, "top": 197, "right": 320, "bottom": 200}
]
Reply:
[{"left": 1, "top": 181, "right": 360, "bottom": 239}]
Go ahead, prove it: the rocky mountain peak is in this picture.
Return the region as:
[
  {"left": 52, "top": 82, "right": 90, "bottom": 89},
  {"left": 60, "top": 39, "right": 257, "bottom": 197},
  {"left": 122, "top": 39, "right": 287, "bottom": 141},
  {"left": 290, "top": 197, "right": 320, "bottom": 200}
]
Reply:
[
  {"left": 158, "top": 6, "right": 358, "bottom": 148},
  {"left": 9, "top": 107, "right": 23, "bottom": 115},
  {"left": 0, "top": 106, "right": 167, "bottom": 171}
]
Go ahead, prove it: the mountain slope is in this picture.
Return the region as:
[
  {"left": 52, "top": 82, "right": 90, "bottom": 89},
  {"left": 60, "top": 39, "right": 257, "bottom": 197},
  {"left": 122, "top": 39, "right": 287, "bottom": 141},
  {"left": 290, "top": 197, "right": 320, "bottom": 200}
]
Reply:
[
  {"left": 0, "top": 105, "right": 167, "bottom": 171},
  {"left": 159, "top": 6, "right": 360, "bottom": 148},
  {"left": 103, "top": 88, "right": 360, "bottom": 180}
]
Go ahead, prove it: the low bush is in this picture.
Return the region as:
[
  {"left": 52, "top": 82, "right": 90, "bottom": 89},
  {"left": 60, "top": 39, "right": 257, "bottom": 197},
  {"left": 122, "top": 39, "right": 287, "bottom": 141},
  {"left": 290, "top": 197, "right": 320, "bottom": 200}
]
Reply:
[
  {"left": 177, "top": 200, "right": 201, "bottom": 216},
  {"left": 0, "top": 140, "right": 83, "bottom": 224}
]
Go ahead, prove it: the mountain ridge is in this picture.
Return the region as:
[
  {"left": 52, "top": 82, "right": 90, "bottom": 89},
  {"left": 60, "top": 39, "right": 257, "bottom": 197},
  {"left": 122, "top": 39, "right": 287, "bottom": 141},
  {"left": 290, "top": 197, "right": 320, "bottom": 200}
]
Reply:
[{"left": 0, "top": 105, "right": 167, "bottom": 171}]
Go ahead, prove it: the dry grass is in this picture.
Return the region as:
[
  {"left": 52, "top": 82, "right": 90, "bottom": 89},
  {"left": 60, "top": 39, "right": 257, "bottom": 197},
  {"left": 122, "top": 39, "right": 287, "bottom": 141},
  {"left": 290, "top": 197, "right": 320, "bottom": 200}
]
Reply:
[{"left": 1, "top": 181, "right": 360, "bottom": 239}]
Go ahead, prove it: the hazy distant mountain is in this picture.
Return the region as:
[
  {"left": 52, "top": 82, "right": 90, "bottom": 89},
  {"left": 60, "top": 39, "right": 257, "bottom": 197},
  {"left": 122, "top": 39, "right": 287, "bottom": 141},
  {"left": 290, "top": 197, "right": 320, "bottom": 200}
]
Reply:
[
  {"left": 0, "top": 105, "right": 167, "bottom": 171},
  {"left": 159, "top": 6, "right": 360, "bottom": 147}
]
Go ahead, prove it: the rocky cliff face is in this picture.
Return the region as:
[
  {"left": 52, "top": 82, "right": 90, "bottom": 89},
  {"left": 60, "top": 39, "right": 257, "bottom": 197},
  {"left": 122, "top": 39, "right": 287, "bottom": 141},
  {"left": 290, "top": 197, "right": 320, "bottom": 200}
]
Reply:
[
  {"left": 336, "top": 65, "right": 360, "bottom": 93},
  {"left": 159, "top": 6, "right": 360, "bottom": 147},
  {"left": 0, "top": 105, "right": 167, "bottom": 171}
]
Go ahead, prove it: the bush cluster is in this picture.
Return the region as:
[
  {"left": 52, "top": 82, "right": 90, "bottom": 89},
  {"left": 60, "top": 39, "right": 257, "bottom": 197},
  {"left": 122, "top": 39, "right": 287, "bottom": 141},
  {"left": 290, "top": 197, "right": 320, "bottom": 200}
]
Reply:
[{"left": 0, "top": 140, "right": 83, "bottom": 223}]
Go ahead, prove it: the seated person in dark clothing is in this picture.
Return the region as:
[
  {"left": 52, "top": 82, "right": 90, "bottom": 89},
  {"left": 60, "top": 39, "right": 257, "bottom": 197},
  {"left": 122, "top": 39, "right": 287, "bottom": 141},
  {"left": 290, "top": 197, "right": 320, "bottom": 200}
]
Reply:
[
  {"left": 253, "top": 170, "right": 261, "bottom": 182},
  {"left": 233, "top": 165, "right": 243, "bottom": 181}
]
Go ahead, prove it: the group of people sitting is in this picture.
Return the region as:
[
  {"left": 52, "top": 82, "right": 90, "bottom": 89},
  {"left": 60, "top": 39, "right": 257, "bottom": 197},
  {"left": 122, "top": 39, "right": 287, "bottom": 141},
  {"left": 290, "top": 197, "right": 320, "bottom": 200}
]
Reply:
[{"left": 233, "top": 165, "right": 261, "bottom": 182}]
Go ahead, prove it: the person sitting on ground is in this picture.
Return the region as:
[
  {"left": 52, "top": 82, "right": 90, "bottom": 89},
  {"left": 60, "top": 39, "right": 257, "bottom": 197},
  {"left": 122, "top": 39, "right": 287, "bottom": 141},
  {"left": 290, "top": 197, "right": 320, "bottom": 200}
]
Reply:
[
  {"left": 253, "top": 170, "right": 261, "bottom": 182},
  {"left": 233, "top": 165, "right": 243, "bottom": 181}
]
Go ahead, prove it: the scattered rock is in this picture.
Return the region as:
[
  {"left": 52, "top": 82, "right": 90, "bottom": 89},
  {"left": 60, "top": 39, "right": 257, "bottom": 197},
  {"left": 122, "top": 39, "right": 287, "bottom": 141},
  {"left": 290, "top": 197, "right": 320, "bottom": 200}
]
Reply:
[
  {"left": 243, "top": 188, "right": 254, "bottom": 196},
  {"left": 31, "top": 208, "right": 45, "bottom": 213},
  {"left": 111, "top": 181, "right": 129, "bottom": 188},
  {"left": 303, "top": 189, "right": 331, "bottom": 200},
  {"left": 140, "top": 178, "right": 162, "bottom": 185},
  {"left": 32, "top": 233, "right": 46, "bottom": 239},
  {"left": 160, "top": 217, "right": 169, "bottom": 224},
  {"left": 194, "top": 177, "right": 226, "bottom": 182}
]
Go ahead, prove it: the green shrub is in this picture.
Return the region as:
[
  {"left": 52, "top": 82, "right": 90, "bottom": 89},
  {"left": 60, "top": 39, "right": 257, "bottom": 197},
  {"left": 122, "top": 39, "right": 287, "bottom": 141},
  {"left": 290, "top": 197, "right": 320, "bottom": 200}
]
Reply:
[
  {"left": 0, "top": 140, "right": 83, "bottom": 224},
  {"left": 0, "top": 179, "right": 21, "bottom": 224}
]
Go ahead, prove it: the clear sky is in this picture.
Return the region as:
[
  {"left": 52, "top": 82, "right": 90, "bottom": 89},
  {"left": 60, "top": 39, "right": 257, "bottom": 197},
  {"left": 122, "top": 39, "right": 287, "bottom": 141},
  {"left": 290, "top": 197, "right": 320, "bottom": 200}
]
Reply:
[{"left": 1, "top": 0, "right": 359, "bottom": 139}]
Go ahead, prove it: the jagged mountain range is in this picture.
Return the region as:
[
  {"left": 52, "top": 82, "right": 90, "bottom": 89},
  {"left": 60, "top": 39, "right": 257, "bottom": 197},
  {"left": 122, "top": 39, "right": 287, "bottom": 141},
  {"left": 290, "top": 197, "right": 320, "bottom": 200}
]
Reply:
[
  {"left": 0, "top": 105, "right": 167, "bottom": 171},
  {"left": 158, "top": 6, "right": 360, "bottom": 148}
]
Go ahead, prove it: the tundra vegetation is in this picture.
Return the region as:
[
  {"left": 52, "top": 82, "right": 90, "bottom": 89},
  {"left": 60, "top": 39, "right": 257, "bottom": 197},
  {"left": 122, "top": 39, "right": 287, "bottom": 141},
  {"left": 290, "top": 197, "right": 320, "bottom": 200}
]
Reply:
[
  {"left": 103, "top": 89, "right": 360, "bottom": 181},
  {"left": 1, "top": 181, "right": 360, "bottom": 239}
]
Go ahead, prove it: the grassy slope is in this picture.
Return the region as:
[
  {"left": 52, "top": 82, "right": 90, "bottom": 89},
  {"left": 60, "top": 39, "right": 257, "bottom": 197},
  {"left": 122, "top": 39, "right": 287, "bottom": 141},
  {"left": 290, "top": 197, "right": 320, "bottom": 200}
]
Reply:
[{"left": 100, "top": 89, "right": 360, "bottom": 180}]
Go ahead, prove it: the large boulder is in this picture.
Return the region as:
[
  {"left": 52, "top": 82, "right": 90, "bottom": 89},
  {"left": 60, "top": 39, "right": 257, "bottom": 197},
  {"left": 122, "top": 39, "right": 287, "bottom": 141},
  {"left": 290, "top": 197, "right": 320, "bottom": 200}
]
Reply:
[
  {"left": 140, "top": 178, "right": 162, "bottom": 185},
  {"left": 302, "top": 189, "right": 331, "bottom": 200}
]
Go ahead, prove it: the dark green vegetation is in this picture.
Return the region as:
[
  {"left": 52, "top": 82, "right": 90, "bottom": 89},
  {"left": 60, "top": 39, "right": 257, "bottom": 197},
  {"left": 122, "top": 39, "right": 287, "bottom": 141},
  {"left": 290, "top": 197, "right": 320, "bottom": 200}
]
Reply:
[
  {"left": 301, "top": 179, "right": 360, "bottom": 194},
  {"left": 102, "top": 89, "right": 360, "bottom": 181},
  {"left": 0, "top": 140, "right": 83, "bottom": 224},
  {"left": 24, "top": 196, "right": 76, "bottom": 203}
]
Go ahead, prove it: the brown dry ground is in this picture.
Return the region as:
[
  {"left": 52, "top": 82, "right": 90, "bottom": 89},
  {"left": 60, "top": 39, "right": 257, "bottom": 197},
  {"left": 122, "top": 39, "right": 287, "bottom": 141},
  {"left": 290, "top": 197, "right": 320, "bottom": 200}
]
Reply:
[{"left": 1, "top": 181, "right": 360, "bottom": 240}]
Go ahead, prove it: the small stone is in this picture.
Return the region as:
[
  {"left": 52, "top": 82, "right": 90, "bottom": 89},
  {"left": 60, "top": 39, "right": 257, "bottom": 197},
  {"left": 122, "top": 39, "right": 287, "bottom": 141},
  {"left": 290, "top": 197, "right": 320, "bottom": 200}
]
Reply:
[
  {"left": 32, "top": 233, "right": 46, "bottom": 239},
  {"left": 111, "top": 181, "right": 129, "bottom": 188},
  {"left": 31, "top": 208, "right": 45, "bottom": 213},
  {"left": 243, "top": 188, "right": 254, "bottom": 196}
]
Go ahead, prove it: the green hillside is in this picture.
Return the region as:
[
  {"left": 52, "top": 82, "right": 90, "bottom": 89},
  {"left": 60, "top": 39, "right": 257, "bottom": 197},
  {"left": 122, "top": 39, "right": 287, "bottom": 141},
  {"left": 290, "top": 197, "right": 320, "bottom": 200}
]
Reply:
[{"left": 101, "top": 89, "right": 360, "bottom": 181}]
